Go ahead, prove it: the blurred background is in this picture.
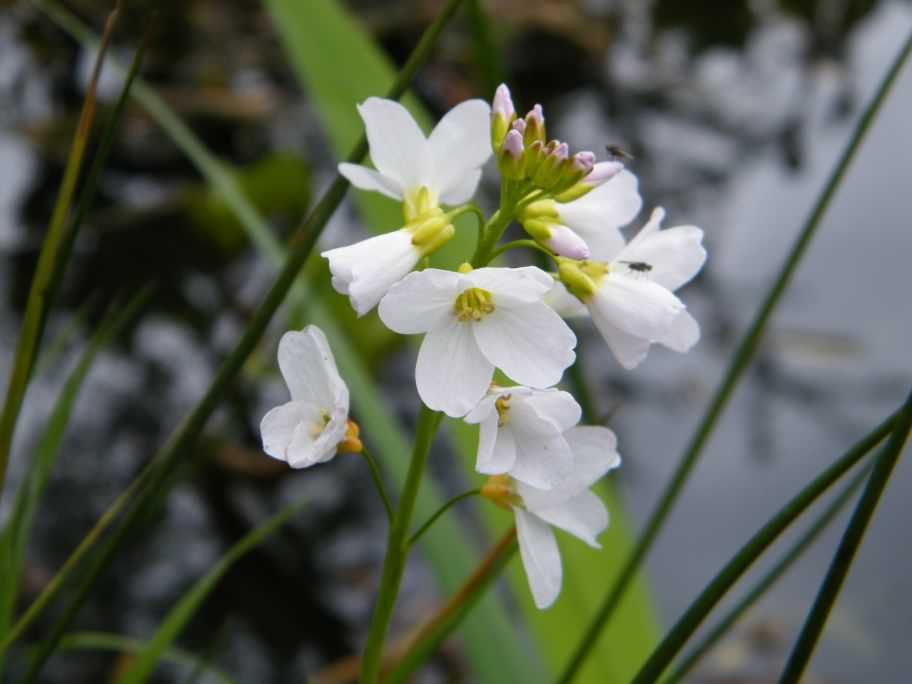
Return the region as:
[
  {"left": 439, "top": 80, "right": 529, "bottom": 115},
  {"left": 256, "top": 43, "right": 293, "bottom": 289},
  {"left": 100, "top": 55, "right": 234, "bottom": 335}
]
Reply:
[{"left": 1, "top": 0, "right": 911, "bottom": 682}]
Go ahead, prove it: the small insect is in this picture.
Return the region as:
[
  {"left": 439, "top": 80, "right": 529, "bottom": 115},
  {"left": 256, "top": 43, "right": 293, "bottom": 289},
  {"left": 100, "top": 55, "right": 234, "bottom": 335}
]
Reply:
[
  {"left": 605, "top": 144, "right": 634, "bottom": 161},
  {"left": 619, "top": 260, "right": 652, "bottom": 273}
]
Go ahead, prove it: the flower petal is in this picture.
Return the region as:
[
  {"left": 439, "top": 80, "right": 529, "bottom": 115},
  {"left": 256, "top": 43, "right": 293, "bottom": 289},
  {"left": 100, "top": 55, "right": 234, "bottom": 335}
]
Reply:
[
  {"left": 588, "top": 305, "right": 652, "bottom": 370},
  {"left": 530, "top": 490, "right": 609, "bottom": 548},
  {"left": 563, "top": 425, "right": 621, "bottom": 489},
  {"left": 438, "top": 169, "right": 483, "bottom": 205},
  {"left": 337, "top": 162, "right": 403, "bottom": 200},
  {"left": 260, "top": 400, "right": 320, "bottom": 464},
  {"left": 378, "top": 268, "right": 463, "bottom": 334},
  {"left": 277, "top": 327, "right": 347, "bottom": 407},
  {"left": 545, "top": 281, "right": 589, "bottom": 319},
  {"left": 473, "top": 302, "right": 576, "bottom": 388},
  {"left": 416, "top": 317, "right": 494, "bottom": 417},
  {"left": 303, "top": 410, "right": 349, "bottom": 467},
  {"left": 515, "top": 509, "right": 563, "bottom": 609},
  {"left": 510, "top": 431, "right": 572, "bottom": 490},
  {"left": 658, "top": 309, "right": 700, "bottom": 352},
  {"left": 476, "top": 419, "right": 518, "bottom": 474},
  {"left": 557, "top": 170, "right": 642, "bottom": 260},
  {"left": 524, "top": 389, "right": 582, "bottom": 433},
  {"left": 591, "top": 275, "right": 684, "bottom": 341},
  {"left": 466, "top": 266, "right": 554, "bottom": 306},
  {"left": 428, "top": 99, "right": 492, "bottom": 200},
  {"left": 619, "top": 208, "right": 706, "bottom": 291},
  {"left": 322, "top": 229, "right": 421, "bottom": 316},
  {"left": 357, "top": 97, "right": 430, "bottom": 190}
]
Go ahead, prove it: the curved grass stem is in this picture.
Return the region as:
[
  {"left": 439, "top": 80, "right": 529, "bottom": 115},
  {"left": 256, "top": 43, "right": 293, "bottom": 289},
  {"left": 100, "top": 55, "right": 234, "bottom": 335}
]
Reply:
[
  {"left": 556, "top": 29, "right": 912, "bottom": 684},
  {"left": 777, "top": 391, "right": 912, "bottom": 683}
]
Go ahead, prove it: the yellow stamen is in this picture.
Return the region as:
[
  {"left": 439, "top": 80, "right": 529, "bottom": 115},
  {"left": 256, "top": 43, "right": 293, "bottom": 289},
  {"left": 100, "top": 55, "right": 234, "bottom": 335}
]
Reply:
[
  {"left": 495, "top": 394, "right": 512, "bottom": 427},
  {"left": 338, "top": 420, "right": 363, "bottom": 454},
  {"left": 453, "top": 287, "right": 495, "bottom": 322}
]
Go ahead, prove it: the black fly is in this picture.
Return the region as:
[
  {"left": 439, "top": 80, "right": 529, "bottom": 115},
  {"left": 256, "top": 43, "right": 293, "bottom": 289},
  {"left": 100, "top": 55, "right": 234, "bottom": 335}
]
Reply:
[
  {"left": 619, "top": 260, "right": 652, "bottom": 273},
  {"left": 605, "top": 144, "right": 634, "bottom": 162}
]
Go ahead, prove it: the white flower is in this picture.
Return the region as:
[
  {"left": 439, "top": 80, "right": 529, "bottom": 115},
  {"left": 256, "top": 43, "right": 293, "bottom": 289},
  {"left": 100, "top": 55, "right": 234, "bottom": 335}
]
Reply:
[
  {"left": 464, "top": 386, "right": 582, "bottom": 489},
  {"left": 378, "top": 266, "right": 577, "bottom": 418},
  {"left": 322, "top": 228, "right": 423, "bottom": 317},
  {"left": 559, "top": 207, "right": 706, "bottom": 369},
  {"left": 260, "top": 326, "right": 350, "bottom": 468},
  {"left": 338, "top": 96, "right": 492, "bottom": 207},
  {"left": 518, "top": 170, "right": 642, "bottom": 259},
  {"left": 484, "top": 426, "right": 621, "bottom": 609},
  {"left": 324, "top": 97, "right": 492, "bottom": 315}
]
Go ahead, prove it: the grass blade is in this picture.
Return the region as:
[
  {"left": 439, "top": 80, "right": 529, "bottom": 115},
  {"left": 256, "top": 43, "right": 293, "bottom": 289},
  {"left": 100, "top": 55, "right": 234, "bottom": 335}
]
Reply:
[
  {"left": 629, "top": 404, "right": 904, "bottom": 683},
  {"left": 58, "top": 631, "right": 237, "bottom": 684},
  {"left": 665, "top": 463, "right": 873, "bottom": 683},
  {"left": 778, "top": 391, "right": 912, "bottom": 683},
  {"left": 0, "top": 2, "right": 121, "bottom": 500},
  {"left": 558, "top": 29, "right": 912, "bottom": 683},
  {"left": 113, "top": 499, "right": 307, "bottom": 684}
]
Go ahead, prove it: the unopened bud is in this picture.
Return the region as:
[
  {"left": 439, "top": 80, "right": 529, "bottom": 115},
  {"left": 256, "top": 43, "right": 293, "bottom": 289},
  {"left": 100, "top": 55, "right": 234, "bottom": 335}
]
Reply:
[
  {"left": 498, "top": 129, "right": 526, "bottom": 179},
  {"left": 545, "top": 226, "right": 590, "bottom": 260},
  {"left": 532, "top": 141, "right": 569, "bottom": 189},
  {"left": 553, "top": 160, "right": 625, "bottom": 203},
  {"left": 491, "top": 83, "right": 516, "bottom": 150},
  {"left": 523, "top": 104, "right": 546, "bottom": 145}
]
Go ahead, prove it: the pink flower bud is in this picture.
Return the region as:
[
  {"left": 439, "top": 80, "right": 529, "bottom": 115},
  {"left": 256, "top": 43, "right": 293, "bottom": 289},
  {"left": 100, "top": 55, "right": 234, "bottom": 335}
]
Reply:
[
  {"left": 503, "top": 129, "right": 524, "bottom": 159},
  {"left": 546, "top": 226, "right": 590, "bottom": 260},
  {"left": 572, "top": 151, "right": 596, "bottom": 174},
  {"left": 493, "top": 83, "right": 515, "bottom": 119},
  {"left": 553, "top": 142, "right": 569, "bottom": 161},
  {"left": 585, "top": 160, "right": 624, "bottom": 187},
  {"left": 511, "top": 118, "right": 527, "bottom": 134},
  {"left": 527, "top": 104, "right": 544, "bottom": 126}
]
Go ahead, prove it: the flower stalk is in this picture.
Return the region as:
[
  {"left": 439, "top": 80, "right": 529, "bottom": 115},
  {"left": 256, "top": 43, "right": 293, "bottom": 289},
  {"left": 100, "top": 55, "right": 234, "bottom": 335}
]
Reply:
[{"left": 360, "top": 406, "right": 444, "bottom": 684}]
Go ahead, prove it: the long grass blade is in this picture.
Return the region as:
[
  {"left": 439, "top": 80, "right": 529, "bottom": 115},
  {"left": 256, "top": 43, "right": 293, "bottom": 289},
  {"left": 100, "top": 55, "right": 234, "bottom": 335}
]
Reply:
[
  {"left": 57, "top": 632, "right": 237, "bottom": 684},
  {"left": 0, "top": 2, "right": 121, "bottom": 501},
  {"left": 557, "top": 29, "right": 912, "bottom": 684},
  {"left": 777, "top": 390, "right": 912, "bottom": 683},
  {"left": 113, "top": 498, "right": 307, "bottom": 684},
  {"left": 628, "top": 403, "right": 905, "bottom": 683},
  {"left": 664, "top": 463, "right": 873, "bottom": 683}
]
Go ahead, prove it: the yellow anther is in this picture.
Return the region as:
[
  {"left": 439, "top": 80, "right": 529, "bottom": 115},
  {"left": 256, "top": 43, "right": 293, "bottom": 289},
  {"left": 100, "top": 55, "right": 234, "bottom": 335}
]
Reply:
[
  {"left": 338, "top": 419, "right": 363, "bottom": 454},
  {"left": 310, "top": 410, "right": 332, "bottom": 438},
  {"left": 481, "top": 475, "right": 520, "bottom": 510},
  {"left": 454, "top": 287, "right": 495, "bottom": 322},
  {"left": 495, "top": 394, "right": 512, "bottom": 427}
]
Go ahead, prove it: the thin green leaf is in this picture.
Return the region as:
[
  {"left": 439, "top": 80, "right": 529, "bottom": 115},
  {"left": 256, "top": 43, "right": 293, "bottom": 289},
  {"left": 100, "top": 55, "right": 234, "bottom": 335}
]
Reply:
[
  {"left": 58, "top": 631, "right": 236, "bottom": 684},
  {"left": 778, "top": 390, "right": 912, "bottom": 683},
  {"left": 629, "top": 407, "right": 901, "bottom": 683},
  {"left": 0, "top": 2, "right": 121, "bottom": 500},
  {"left": 0, "top": 288, "right": 153, "bottom": 649},
  {"left": 665, "top": 463, "right": 874, "bottom": 684},
  {"left": 559, "top": 28, "right": 912, "bottom": 684},
  {"left": 114, "top": 499, "right": 307, "bottom": 684}
]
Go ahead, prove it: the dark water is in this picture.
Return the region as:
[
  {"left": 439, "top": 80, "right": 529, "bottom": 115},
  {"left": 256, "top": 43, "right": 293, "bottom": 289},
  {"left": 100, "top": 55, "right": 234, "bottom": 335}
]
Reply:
[{"left": 1, "top": 1, "right": 911, "bottom": 682}]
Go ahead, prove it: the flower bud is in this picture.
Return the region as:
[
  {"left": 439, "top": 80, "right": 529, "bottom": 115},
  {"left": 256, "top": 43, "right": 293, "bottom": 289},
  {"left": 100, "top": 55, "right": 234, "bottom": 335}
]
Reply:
[
  {"left": 553, "top": 159, "right": 626, "bottom": 203},
  {"left": 545, "top": 226, "right": 590, "bottom": 260},
  {"left": 557, "top": 257, "right": 601, "bottom": 300},
  {"left": 498, "top": 129, "right": 526, "bottom": 179},
  {"left": 523, "top": 104, "right": 546, "bottom": 145},
  {"left": 491, "top": 83, "right": 516, "bottom": 150},
  {"left": 532, "top": 141, "right": 569, "bottom": 189}
]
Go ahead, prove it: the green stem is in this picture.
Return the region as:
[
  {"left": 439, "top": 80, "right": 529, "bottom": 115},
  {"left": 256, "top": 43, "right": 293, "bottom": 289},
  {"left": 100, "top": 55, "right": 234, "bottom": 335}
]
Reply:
[
  {"left": 777, "top": 391, "right": 912, "bottom": 683},
  {"left": 471, "top": 209, "right": 512, "bottom": 266},
  {"left": 386, "top": 527, "right": 518, "bottom": 683},
  {"left": 8, "top": 0, "right": 466, "bottom": 674},
  {"left": 408, "top": 489, "right": 481, "bottom": 547},
  {"left": 556, "top": 29, "right": 912, "bottom": 684},
  {"left": 360, "top": 407, "right": 443, "bottom": 684},
  {"left": 628, "top": 403, "right": 905, "bottom": 684},
  {"left": 488, "top": 239, "right": 556, "bottom": 263},
  {"left": 360, "top": 448, "right": 394, "bottom": 523},
  {"left": 665, "top": 462, "right": 873, "bottom": 683}
]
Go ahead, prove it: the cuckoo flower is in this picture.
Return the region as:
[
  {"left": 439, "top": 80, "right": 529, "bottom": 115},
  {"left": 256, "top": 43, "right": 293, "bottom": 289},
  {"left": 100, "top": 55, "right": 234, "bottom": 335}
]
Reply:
[
  {"left": 518, "top": 170, "right": 642, "bottom": 259},
  {"left": 558, "top": 207, "right": 706, "bottom": 369},
  {"left": 260, "top": 326, "right": 354, "bottom": 468},
  {"left": 464, "top": 386, "right": 582, "bottom": 490},
  {"left": 325, "top": 97, "right": 492, "bottom": 315},
  {"left": 378, "top": 266, "right": 576, "bottom": 418},
  {"left": 482, "top": 426, "right": 621, "bottom": 609}
]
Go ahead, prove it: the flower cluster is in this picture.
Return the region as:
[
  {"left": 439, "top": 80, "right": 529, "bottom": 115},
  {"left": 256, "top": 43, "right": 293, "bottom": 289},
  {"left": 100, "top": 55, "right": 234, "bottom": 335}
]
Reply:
[{"left": 261, "top": 84, "right": 706, "bottom": 610}]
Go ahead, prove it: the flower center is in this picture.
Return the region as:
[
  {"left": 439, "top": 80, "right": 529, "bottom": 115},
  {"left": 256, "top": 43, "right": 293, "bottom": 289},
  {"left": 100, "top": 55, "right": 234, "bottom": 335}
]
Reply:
[
  {"left": 309, "top": 409, "right": 331, "bottom": 439},
  {"left": 454, "top": 287, "right": 495, "bottom": 322},
  {"left": 495, "top": 394, "right": 512, "bottom": 427}
]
